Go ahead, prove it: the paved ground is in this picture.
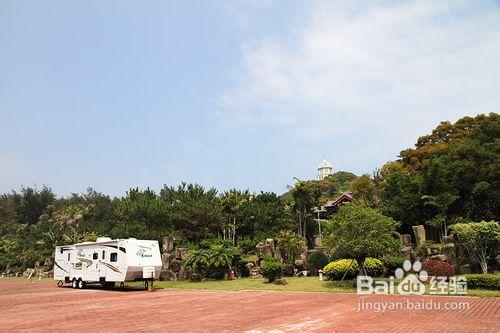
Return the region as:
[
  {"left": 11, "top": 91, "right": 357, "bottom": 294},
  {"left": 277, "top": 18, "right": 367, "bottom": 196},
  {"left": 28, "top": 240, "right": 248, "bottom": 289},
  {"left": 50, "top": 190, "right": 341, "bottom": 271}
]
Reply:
[{"left": 0, "top": 280, "right": 498, "bottom": 332}]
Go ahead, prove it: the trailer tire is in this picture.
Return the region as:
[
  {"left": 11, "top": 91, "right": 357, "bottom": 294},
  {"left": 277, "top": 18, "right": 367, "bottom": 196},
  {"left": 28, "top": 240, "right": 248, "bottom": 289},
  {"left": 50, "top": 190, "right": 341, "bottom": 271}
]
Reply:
[
  {"left": 72, "top": 278, "right": 77, "bottom": 289},
  {"left": 77, "top": 279, "right": 85, "bottom": 289},
  {"left": 57, "top": 280, "right": 64, "bottom": 288}
]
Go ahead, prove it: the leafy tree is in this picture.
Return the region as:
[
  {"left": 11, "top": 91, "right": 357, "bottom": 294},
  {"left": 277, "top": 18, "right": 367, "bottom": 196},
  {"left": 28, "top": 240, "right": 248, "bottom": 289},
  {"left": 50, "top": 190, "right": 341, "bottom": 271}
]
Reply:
[
  {"left": 450, "top": 221, "right": 500, "bottom": 273},
  {"left": 276, "top": 230, "right": 306, "bottom": 264},
  {"left": 351, "top": 174, "right": 380, "bottom": 207},
  {"left": 324, "top": 203, "right": 401, "bottom": 274},
  {"left": 220, "top": 189, "right": 250, "bottom": 245}
]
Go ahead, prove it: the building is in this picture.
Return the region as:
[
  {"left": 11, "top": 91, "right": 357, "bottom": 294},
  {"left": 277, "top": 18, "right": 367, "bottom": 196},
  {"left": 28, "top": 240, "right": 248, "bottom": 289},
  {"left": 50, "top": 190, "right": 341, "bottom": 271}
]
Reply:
[
  {"left": 317, "top": 159, "right": 333, "bottom": 180},
  {"left": 313, "top": 192, "right": 354, "bottom": 220}
]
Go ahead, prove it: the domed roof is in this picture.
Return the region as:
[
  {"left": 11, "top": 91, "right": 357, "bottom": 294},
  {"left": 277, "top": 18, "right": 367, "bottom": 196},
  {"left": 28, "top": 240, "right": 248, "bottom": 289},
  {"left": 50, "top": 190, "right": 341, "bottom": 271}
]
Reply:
[{"left": 318, "top": 159, "right": 332, "bottom": 169}]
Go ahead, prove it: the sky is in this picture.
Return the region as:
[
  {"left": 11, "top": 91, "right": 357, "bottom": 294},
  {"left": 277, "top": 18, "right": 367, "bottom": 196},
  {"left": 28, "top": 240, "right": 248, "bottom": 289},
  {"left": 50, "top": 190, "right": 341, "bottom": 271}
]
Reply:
[{"left": 1, "top": 0, "right": 499, "bottom": 197}]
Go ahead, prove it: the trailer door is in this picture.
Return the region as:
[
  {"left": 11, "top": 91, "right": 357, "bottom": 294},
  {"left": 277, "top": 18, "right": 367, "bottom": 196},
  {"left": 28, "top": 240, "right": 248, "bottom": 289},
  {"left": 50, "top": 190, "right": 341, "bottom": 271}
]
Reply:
[{"left": 99, "top": 248, "right": 106, "bottom": 280}]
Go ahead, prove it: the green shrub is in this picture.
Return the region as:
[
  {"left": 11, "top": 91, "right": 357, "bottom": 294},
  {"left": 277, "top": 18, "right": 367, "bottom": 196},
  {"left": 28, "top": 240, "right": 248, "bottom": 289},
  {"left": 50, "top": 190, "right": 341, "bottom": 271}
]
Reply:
[
  {"left": 323, "top": 258, "right": 384, "bottom": 280},
  {"left": 261, "top": 258, "right": 284, "bottom": 282},
  {"left": 381, "top": 255, "right": 406, "bottom": 275},
  {"left": 363, "top": 257, "right": 384, "bottom": 277},
  {"left": 323, "top": 259, "right": 358, "bottom": 280},
  {"left": 464, "top": 274, "right": 500, "bottom": 290},
  {"left": 307, "top": 251, "right": 329, "bottom": 272}
]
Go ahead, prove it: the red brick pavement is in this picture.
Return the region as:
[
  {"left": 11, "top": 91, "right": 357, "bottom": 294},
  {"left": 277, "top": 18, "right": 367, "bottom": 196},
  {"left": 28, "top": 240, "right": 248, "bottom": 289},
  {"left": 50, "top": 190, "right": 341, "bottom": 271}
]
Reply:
[{"left": 0, "top": 280, "right": 498, "bottom": 332}]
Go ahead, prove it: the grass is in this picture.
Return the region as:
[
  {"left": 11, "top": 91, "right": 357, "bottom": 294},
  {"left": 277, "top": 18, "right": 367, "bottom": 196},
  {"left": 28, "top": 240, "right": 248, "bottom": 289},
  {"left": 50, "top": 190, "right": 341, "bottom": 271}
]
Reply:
[
  {"left": 128, "top": 277, "right": 500, "bottom": 297},
  {"left": 3, "top": 275, "right": 497, "bottom": 297}
]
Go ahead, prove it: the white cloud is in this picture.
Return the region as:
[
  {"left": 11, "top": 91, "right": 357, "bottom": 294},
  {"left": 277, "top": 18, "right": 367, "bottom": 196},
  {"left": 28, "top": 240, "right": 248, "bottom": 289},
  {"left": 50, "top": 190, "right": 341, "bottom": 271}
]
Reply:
[{"left": 219, "top": 1, "right": 500, "bottom": 144}]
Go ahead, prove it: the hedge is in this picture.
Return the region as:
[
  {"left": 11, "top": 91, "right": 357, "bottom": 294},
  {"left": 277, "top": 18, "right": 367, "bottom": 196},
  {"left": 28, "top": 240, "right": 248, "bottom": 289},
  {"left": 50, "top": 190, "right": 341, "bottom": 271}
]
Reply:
[{"left": 463, "top": 274, "right": 500, "bottom": 290}]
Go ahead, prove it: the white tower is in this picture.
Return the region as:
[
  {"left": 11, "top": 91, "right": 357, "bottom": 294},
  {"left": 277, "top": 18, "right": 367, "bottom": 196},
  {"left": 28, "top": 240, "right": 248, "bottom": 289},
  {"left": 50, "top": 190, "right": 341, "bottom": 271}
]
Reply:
[{"left": 317, "top": 159, "right": 333, "bottom": 180}]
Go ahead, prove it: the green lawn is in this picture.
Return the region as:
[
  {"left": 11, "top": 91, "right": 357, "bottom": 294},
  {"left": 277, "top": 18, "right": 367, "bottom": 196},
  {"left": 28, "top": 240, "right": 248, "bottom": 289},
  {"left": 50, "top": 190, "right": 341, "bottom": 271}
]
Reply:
[
  {"left": 129, "top": 277, "right": 500, "bottom": 297},
  {"left": 3, "top": 276, "right": 497, "bottom": 297}
]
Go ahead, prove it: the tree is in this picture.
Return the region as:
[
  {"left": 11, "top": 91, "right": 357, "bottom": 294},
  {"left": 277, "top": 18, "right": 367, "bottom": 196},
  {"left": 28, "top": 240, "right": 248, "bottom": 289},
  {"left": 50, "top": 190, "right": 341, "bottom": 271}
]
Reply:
[
  {"left": 220, "top": 189, "right": 250, "bottom": 245},
  {"left": 351, "top": 174, "right": 380, "bottom": 207},
  {"left": 276, "top": 230, "right": 306, "bottom": 264},
  {"left": 324, "top": 203, "right": 401, "bottom": 275},
  {"left": 450, "top": 221, "right": 500, "bottom": 274}
]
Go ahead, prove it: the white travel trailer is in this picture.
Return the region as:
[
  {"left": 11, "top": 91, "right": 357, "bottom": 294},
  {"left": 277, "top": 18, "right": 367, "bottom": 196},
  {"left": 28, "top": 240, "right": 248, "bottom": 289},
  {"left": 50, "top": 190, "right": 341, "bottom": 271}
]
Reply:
[{"left": 54, "top": 237, "right": 161, "bottom": 289}]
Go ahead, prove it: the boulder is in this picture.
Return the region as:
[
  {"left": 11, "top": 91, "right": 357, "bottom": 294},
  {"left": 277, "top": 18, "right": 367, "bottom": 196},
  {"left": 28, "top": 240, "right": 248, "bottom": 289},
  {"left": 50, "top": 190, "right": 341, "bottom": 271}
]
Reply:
[
  {"left": 294, "top": 259, "right": 308, "bottom": 271},
  {"left": 162, "top": 237, "right": 175, "bottom": 253},
  {"left": 43, "top": 258, "right": 53, "bottom": 271},
  {"left": 295, "top": 270, "right": 308, "bottom": 277},
  {"left": 178, "top": 266, "right": 193, "bottom": 281},
  {"left": 400, "top": 234, "right": 412, "bottom": 247},
  {"left": 160, "top": 269, "right": 177, "bottom": 281},
  {"left": 273, "top": 278, "right": 288, "bottom": 285},
  {"left": 256, "top": 244, "right": 274, "bottom": 258},
  {"left": 161, "top": 252, "right": 170, "bottom": 270},
  {"left": 202, "top": 278, "right": 216, "bottom": 282},
  {"left": 313, "top": 234, "right": 323, "bottom": 248},
  {"left": 245, "top": 262, "right": 254, "bottom": 270},
  {"left": 283, "top": 264, "right": 295, "bottom": 276},
  {"left": 175, "top": 248, "right": 188, "bottom": 261},
  {"left": 190, "top": 273, "right": 201, "bottom": 282},
  {"left": 412, "top": 225, "right": 426, "bottom": 246},
  {"left": 443, "top": 244, "right": 457, "bottom": 266},
  {"left": 169, "top": 259, "right": 182, "bottom": 272}
]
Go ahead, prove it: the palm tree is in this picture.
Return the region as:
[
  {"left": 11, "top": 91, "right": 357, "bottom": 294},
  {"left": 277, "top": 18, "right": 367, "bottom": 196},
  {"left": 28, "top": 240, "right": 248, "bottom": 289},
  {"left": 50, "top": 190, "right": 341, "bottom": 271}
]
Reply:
[{"left": 276, "top": 230, "right": 306, "bottom": 264}]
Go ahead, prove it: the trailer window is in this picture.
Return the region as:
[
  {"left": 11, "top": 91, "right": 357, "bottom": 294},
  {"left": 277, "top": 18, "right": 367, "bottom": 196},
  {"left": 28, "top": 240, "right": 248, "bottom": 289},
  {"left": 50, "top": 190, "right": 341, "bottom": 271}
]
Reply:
[
  {"left": 102, "top": 251, "right": 105, "bottom": 259},
  {"left": 93, "top": 252, "right": 98, "bottom": 260},
  {"left": 110, "top": 253, "right": 117, "bottom": 262},
  {"left": 67, "top": 253, "right": 70, "bottom": 261}
]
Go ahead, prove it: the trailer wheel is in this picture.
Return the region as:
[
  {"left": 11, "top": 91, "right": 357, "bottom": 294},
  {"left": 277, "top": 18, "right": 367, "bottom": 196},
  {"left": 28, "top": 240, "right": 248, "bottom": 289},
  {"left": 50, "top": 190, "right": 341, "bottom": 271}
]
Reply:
[
  {"left": 72, "top": 278, "right": 78, "bottom": 289},
  {"left": 77, "top": 279, "right": 85, "bottom": 289},
  {"left": 57, "top": 280, "right": 64, "bottom": 288}
]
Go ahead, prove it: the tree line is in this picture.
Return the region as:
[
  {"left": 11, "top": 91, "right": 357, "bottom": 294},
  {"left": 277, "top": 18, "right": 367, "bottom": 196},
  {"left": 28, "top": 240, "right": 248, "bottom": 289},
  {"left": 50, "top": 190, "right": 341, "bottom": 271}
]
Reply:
[{"left": 0, "top": 113, "right": 498, "bottom": 271}]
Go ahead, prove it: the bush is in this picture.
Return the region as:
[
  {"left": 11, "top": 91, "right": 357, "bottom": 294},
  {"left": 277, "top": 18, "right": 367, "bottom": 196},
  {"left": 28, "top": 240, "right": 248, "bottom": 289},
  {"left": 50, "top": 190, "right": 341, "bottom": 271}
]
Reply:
[
  {"left": 307, "top": 252, "right": 329, "bottom": 273},
  {"left": 464, "top": 274, "right": 500, "bottom": 290},
  {"left": 323, "top": 259, "right": 358, "bottom": 280},
  {"left": 381, "top": 255, "right": 406, "bottom": 276},
  {"left": 261, "top": 257, "right": 284, "bottom": 282},
  {"left": 323, "top": 258, "right": 384, "bottom": 280},
  {"left": 422, "top": 259, "right": 455, "bottom": 277},
  {"left": 364, "top": 257, "right": 384, "bottom": 277}
]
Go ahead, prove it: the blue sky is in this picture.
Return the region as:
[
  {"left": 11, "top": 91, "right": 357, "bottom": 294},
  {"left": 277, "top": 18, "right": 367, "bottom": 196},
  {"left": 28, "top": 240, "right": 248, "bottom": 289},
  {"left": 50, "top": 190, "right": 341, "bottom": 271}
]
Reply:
[{"left": 1, "top": 0, "right": 499, "bottom": 196}]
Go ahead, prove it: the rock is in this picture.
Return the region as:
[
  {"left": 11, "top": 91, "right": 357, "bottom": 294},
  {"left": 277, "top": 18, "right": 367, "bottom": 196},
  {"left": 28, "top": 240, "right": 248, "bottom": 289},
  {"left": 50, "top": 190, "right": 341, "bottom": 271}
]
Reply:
[
  {"left": 161, "top": 252, "right": 170, "bottom": 270},
  {"left": 162, "top": 237, "right": 175, "bottom": 253},
  {"left": 256, "top": 244, "right": 274, "bottom": 258},
  {"left": 190, "top": 273, "right": 201, "bottom": 282},
  {"left": 283, "top": 264, "right": 295, "bottom": 276},
  {"left": 169, "top": 259, "right": 182, "bottom": 272},
  {"left": 175, "top": 248, "right": 188, "bottom": 261},
  {"left": 443, "top": 244, "right": 457, "bottom": 266},
  {"left": 249, "top": 267, "right": 261, "bottom": 279},
  {"left": 43, "top": 258, "right": 53, "bottom": 271},
  {"left": 202, "top": 278, "right": 216, "bottom": 282},
  {"left": 178, "top": 266, "right": 193, "bottom": 281},
  {"left": 412, "top": 225, "right": 426, "bottom": 246},
  {"left": 443, "top": 235, "right": 455, "bottom": 244},
  {"left": 313, "top": 234, "right": 323, "bottom": 248},
  {"left": 245, "top": 262, "right": 254, "bottom": 270},
  {"left": 224, "top": 269, "right": 235, "bottom": 280},
  {"left": 294, "top": 259, "right": 308, "bottom": 271},
  {"left": 265, "top": 238, "right": 276, "bottom": 251},
  {"left": 273, "top": 278, "right": 288, "bottom": 285},
  {"left": 295, "top": 270, "right": 308, "bottom": 277},
  {"left": 160, "top": 269, "right": 177, "bottom": 281},
  {"left": 430, "top": 254, "right": 448, "bottom": 262},
  {"left": 400, "top": 234, "right": 412, "bottom": 247}
]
